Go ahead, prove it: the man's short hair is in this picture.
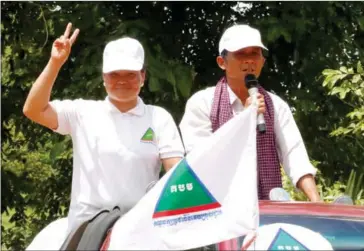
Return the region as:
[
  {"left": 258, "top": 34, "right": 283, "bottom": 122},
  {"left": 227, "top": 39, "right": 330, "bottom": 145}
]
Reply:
[{"left": 221, "top": 49, "right": 228, "bottom": 58}]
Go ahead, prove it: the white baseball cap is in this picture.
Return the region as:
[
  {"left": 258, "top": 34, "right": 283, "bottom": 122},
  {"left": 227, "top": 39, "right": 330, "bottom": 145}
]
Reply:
[
  {"left": 103, "top": 37, "right": 145, "bottom": 73},
  {"left": 218, "top": 24, "right": 268, "bottom": 54}
]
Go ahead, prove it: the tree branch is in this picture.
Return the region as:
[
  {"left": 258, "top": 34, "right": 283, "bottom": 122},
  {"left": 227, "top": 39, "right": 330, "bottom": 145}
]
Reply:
[
  {"left": 28, "top": 2, "right": 49, "bottom": 48},
  {"left": 39, "top": 6, "right": 49, "bottom": 48}
]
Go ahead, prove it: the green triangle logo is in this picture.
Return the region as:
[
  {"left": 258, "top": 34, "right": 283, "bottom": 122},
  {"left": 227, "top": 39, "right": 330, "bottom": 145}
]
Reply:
[
  {"left": 153, "top": 159, "right": 221, "bottom": 218},
  {"left": 268, "top": 228, "right": 309, "bottom": 250},
  {"left": 141, "top": 127, "right": 154, "bottom": 142}
]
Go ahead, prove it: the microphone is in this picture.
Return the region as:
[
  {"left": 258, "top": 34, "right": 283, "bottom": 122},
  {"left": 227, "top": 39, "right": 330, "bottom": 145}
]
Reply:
[{"left": 245, "top": 74, "right": 266, "bottom": 133}]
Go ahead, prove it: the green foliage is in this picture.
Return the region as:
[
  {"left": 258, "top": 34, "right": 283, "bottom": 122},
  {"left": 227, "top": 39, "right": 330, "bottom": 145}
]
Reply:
[
  {"left": 1, "top": 120, "right": 72, "bottom": 249},
  {"left": 320, "top": 61, "right": 364, "bottom": 203},
  {"left": 346, "top": 170, "right": 364, "bottom": 204},
  {"left": 2, "top": 1, "right": 364, "bottom": 249},
  {"left": 323, "top": 61, "right": 364, "bottom": 137},
  {"left": 283, "top": 166, "right": 364, "bottom": 205}
]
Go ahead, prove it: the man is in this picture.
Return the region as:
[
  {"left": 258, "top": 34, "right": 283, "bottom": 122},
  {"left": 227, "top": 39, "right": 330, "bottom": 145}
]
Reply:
[
  {"left": 179, "top": 24, "right": 321, "bottom": 201},
  {"left": 23, "top": 22, "right": 185, "bottom": 247}
]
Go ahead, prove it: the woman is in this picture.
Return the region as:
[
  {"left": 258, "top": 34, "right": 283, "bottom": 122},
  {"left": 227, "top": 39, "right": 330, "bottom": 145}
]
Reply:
[{"left": 24, "top": 23, "right": 185, "bottom": 249}]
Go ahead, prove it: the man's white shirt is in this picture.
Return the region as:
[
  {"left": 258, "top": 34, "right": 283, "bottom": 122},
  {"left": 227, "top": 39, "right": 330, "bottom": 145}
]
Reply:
[
  {"left": 179, "top": 86, "right": 317, "bottom": 188},
  {"left": 50, "top": 97, "right": 185, "bottom": 232}
]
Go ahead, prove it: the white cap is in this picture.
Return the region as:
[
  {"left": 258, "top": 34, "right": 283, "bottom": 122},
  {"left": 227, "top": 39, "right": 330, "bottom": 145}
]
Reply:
[
  {"left": 218, "top": 24, "right": 268, "bottom": 54},
  {"left": 103, "top": 37, "right": 145, "bottom": 73}
]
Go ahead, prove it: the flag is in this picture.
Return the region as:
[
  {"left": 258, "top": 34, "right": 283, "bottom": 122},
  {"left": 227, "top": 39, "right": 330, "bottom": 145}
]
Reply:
[
  {"left": 107, "top": 105, "right": 259, "bottom": 250},
  {"left": 26, "top": 218, "right": 69, "bottom": 250}
]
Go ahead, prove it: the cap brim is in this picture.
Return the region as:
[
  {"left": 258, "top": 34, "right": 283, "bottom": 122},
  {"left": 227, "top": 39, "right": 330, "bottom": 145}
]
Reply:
[
  {"left": 221, "top": 41, "right": 268, "bottom": 54},
  {"left": 227, "top": 43, "right": 268, "bottom": 52},
  {"left": 103, "top": 58, "right": 143, "bottom": 73}
]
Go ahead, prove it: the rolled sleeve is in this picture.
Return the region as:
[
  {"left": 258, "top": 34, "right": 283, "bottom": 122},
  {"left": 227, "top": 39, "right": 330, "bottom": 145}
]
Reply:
[
  {"left": 274, "top": 99, "right": 317, "bottom": 187},
  {"left": 49, "top": 99, "right": 79, "bottom": 135},
  {"left": 155, "top": 108, "right": 185, "bottom": 159}
]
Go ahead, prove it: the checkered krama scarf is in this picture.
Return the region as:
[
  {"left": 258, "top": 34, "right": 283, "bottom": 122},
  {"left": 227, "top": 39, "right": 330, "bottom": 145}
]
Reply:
[{"left": 210, "top": 77, "right": 282, "bottom": 200}]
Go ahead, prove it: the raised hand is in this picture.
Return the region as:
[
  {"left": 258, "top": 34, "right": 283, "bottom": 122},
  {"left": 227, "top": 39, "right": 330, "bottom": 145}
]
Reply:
[{"left": 51, "top": 23, "right": 80, "bottom": 66}]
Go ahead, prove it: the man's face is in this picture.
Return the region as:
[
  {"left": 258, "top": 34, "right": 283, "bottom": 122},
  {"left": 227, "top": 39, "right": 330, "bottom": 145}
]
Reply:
[
  {"left": 217, "top": 47, "right": 265, "bottom": 80},
  {"left": 103, "top": 70, "right": 145, "bottom": 102}
]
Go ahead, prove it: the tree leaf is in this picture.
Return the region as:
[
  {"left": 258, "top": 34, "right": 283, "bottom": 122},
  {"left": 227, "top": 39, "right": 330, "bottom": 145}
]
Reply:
[
  {"left": 340, "top": 66, "right": 348, "bottom": 73},
  {"left": 49, "top": 142, "right": 65, "bottom": 163},
  {"left": 352, "top": 74, "right": 362, "bottom": 84},
  {"left": 148, "top": 76, "right": 160, "bottom": 92},
  {"left": 322, "top": 69, "right": 341, "bottom": 76},
  {"left": 357, "top": 61, "right": 363, "bottom": 74}
]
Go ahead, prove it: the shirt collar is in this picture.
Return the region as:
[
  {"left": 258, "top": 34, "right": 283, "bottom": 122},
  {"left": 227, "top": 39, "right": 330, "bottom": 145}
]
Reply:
[
  {"left": 226, "top": 84, "right": 239, "bottom": 105},
  {"left": 104, "top": 96, "right": 145, "bottom": 116}
]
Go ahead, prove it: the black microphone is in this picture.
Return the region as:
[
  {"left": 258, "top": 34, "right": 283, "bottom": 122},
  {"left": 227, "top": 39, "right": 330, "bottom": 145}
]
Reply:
[{"left": 245, "top": 74, "right": 266, "bottom": 133}]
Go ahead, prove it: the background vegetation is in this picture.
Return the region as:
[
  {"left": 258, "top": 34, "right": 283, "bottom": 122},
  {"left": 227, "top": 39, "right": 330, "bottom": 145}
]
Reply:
[{"left": 2, "top": 1, "right": 363, "bottom": 249}]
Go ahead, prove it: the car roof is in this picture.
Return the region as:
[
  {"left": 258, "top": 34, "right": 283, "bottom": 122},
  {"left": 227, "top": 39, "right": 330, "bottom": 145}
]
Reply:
[{"left": 259, "top": 201, "right": 364, "bottom": 218}]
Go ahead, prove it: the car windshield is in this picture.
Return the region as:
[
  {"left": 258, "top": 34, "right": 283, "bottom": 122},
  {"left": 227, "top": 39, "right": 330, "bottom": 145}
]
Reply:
[{"left": 232, "top": 214, "right": 364, "bottom": 250}]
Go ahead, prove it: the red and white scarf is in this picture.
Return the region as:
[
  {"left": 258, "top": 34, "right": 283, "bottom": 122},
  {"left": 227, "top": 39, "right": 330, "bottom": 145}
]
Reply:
[{"left": 210, "top": 77, "right": 282, "bottom": 200}]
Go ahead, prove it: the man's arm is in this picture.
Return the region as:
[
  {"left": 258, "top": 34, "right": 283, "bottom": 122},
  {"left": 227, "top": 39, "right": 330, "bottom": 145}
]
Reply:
[
  {"left": 23, "top": 60, "right": 62, "bottom": 130},
  {"left": 297, "top": 174, "right": 321, "bottom": 202},
  {"left": 23, "top": 23, "right": 79, "bottom": 130},
  {"left": 274, "top": 96, "right": 321, "bottom": 202},
  {"left": 179, "top": 91, "right": 213, "bottom": 154},
  {"left": 162, "top": 157, "right": 183, "bottom": 172},
  {"left": 156, "top": 108, "right": 185, "bottom": 173}
]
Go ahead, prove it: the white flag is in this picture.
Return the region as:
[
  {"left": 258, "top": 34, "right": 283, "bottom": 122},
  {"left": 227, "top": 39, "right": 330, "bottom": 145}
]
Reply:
[{"left": 107, "top": 105, "right": 259, "bottom": 250}]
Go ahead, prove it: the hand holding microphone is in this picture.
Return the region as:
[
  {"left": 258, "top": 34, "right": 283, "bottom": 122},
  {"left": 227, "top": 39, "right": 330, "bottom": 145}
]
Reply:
[
  {"left": 245, "top": 74, "right": 266, "bottom": 133},
  {"left": 244, "top": 93, "right": 266, "bottom": 115}
]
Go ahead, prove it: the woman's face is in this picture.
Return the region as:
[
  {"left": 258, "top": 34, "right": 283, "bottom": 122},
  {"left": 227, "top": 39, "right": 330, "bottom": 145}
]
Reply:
[{"left": 103, "top": 70, "right": 145, "bottom": 103}]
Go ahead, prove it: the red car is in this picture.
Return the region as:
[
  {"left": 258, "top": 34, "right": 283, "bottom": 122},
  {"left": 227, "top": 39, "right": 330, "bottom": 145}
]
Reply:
[
  {"left": 214, "top": 201, "right": 364, "bottom": 250},
  {"left": 98, "top": 199, "right": 364, "bottom": 251},
  {"left": 58, "top": 194, "right": 364, "bottom": 250}
]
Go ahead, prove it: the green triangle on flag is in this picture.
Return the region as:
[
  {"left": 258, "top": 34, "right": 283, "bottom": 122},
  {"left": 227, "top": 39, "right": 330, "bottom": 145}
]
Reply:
[
  {"left": 268, "top": 228, "right": 309, "bottom": 250},
  {"left": 153, "top": 159, "right": 221, "bottom": 218},
  {"left": 141, "top": 127, "right": 155, "bottom": 142}
]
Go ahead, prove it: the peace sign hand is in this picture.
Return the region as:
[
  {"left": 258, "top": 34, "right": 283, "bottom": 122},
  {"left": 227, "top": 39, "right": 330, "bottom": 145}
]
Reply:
[{"left": 51, "top": 23, "right": 80, "bottom": 66}]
